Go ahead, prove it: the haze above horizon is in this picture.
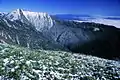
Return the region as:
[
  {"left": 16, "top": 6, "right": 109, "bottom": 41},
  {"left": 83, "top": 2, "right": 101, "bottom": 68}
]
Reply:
[{"left": 0, "top": 0, "right": 120, "bottom": 16}]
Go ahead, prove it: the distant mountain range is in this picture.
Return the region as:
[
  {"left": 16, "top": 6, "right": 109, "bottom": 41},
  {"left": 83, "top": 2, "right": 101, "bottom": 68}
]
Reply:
[
  {"left": 0, "top": 9, "right": 120, "bottom": 59},
  {"left": 54, "top": 14, "right": 120, "bottom": 28},
  {"left": 54, "top": 14, "right": 120, "bottom": 20}
]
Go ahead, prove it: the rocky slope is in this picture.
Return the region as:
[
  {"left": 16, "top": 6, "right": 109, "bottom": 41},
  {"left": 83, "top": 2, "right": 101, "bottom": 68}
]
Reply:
[
  {"left": 0, "top": 9, "right": 120, "bottom": 59},
  {"left": 0, "top": 43, "right": 120, "bottom": 80},
  {"left": 0, "top": 17, "right": 65, "bottom": 50}
]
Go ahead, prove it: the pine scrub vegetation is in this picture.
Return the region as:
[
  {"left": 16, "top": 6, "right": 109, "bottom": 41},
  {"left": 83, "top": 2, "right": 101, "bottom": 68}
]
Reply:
[{"left": 0, "top": 43, "right": 120, "bottom": 80}]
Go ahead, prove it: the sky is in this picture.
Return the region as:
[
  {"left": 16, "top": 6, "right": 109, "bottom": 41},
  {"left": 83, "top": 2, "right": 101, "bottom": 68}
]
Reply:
[{"left": 0, "top": 0, "right": 120, "bottom": 16}]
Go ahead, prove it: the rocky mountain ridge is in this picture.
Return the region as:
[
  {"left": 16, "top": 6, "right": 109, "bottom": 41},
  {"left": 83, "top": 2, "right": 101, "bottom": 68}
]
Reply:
[{"left": 0, "top": 9, "right": 120, "bottom": 59}]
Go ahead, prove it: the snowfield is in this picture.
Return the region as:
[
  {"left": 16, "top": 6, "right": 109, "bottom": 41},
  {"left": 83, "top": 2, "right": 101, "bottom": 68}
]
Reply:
[{"left": 0, "top": 43, "right": 120, "bottom": 80}]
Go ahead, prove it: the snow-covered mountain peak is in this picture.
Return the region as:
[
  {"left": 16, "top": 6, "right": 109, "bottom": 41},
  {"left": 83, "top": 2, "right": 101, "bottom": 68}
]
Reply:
[
  {"left": 0, "top": 12, "right": 7, "bottom": 17},
  {"left": 13, "top": 9, "right": 48, "bottom": 17},
  {"left": 6, "top": 9, "right": 54, "bottom": 31},
  {"left": 7, "top": 9, "right": 24, "bottom": 21}
]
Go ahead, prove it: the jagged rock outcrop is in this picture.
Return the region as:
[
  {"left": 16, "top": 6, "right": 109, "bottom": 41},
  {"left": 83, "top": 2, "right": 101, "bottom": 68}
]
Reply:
[{"left": 6, "top": 9, "right": 54, "bottom": 32}]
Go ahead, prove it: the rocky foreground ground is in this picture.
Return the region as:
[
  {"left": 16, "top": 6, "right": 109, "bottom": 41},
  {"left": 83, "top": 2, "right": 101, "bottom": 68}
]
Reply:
[{"left": 0, "top": 43, "right": 120, "bottom": 80}]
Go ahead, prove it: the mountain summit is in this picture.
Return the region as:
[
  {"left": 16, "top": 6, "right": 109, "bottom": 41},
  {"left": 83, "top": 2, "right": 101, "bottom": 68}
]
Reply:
[
  {"left": 6, "top": 9, "right": 54, "bottom": 31},
  {"left": 0, "top": 9, "right": 120, "bottom": 59}
]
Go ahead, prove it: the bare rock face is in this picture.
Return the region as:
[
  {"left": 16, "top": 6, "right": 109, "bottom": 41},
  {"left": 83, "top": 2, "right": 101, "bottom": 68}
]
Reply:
[{"left": 0, "top": 9, "right": 120, "bottom": 59}]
